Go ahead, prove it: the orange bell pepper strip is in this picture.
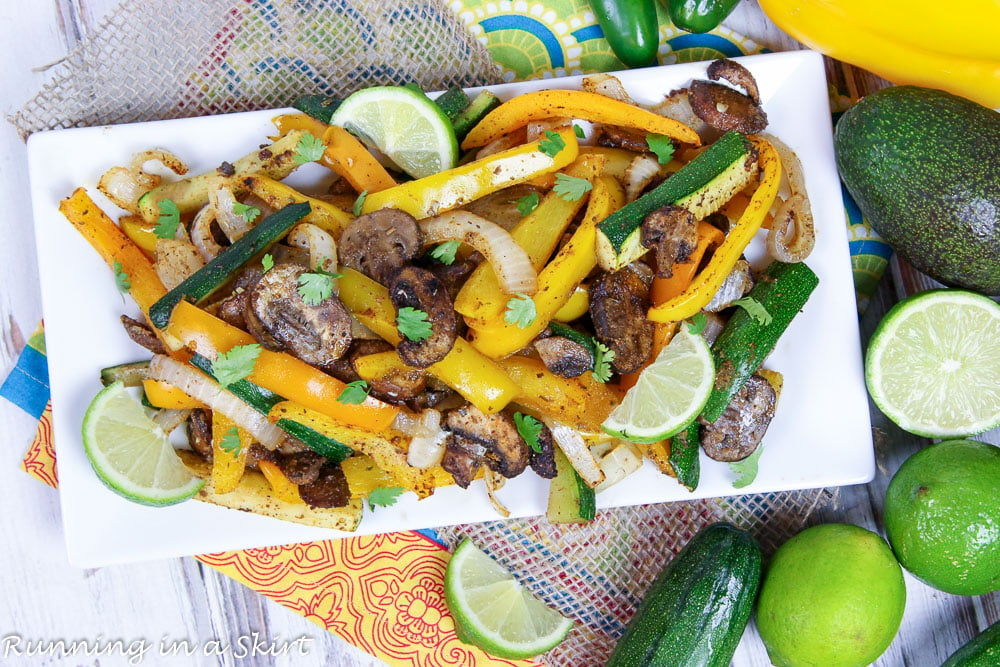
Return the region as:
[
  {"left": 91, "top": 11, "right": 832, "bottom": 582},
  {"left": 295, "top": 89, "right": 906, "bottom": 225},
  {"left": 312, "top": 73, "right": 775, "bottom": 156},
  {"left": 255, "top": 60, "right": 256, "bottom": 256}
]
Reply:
[
  {"left": 272, "top": 113, "right": 397, "bottom": 193},
  {"left": 241, "top": 175, "right": 353, "bottom": 237},
  {"left": 336, "top": 269, "right": 520, "bottom": 414},
  {"left": 142, "top": 378, "right": 205, "bottom": 410},
  {"left": 164, "top": 300, "right": 399, "bottom": 431},
  {"left": 647, "top": 137, "right": 781, "bottom": 323},
  {"left": 461, "top": 90, "right": 700, "bottom": 150},
  {"left": 362, "top": 127, "right": 579, "bottom": 219},
  {"left": 257, "top": 460, "right": 304, "bottom": 504},
  {"left": 211, "top": 411, "right": 252, "bottom": 495},
  {"left": 468, "top": 175, "right": 626, "bottom": 359},
  {"left": 454, "top": 153, "right": 604, "bottom": 322},
  {"left": 119, "top": 214, "right": 158, "bottom": 258}
]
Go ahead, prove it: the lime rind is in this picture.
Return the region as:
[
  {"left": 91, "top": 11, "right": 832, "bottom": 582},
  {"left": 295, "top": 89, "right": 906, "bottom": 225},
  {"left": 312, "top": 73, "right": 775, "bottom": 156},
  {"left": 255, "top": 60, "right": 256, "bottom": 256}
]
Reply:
[{"left": 866, "top": 289, "right": 1000, "bottom": 438}]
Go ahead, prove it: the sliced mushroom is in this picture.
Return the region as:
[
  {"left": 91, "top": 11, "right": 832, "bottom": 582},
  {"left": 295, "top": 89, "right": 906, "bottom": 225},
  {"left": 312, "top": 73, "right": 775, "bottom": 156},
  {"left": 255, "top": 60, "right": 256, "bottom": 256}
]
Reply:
[
  {"left": 338, "top": 208, "right": 422, "bottom": 285},
  {"left": 589, "top": 267, "right": 655, "bottom": 375},
  {"left": 529, "top": 422, "right": 557, "bottom": 479},
  {"left": 595, "top": 125, "right": 652, "bottom": 153},
  {"left": 215, "top": 266, "right": 263, "bottom": 330},
  {"left": 641, "top": 205, "right": 697, "bottom": 278},
  {"left": 441, "top": 433, "right": 487, "bottom": 489},
  {"left": 187, "top": 408, "right": 213, "bottom": 461},
  {"left": 298, "top": 462, "right": 352, "bottom": 508},
  {"left": 388, "top": 265, "right": 457, "bottom": 368},
  {"left": 326, "top": 339, "right": 395, "bottom": 384},
  {"left": 245, "top": 263, "right": 353, "bottom": 367},
  {"left": 534, "top": 335, "right": 592, "bottom": 378},
  {"left": 366, "top": 363, "right": 428, "bottom": 405},
  {"left": 699, "top": 373, "right": 776, "bottom": 462},
  {"left": 703, "top": 258, "right": 754, "bottom": 312},
  {"left": 120, "top": 314, "right": 166, "bottom": 355},
  {"left": 443, "top": 404, "right": 530, "bottom": 487},
  {"left": 277, "top": 450, "right": 327, "bottom": 486},
  {"left": 707, "top": 58, "right": 761, "bottom": 105},
  {"left": 689, "top": 80, "right": 768, "bottom": 135},
  {"left": 425, "top": 254, "right": 479, "bottom": 302}
]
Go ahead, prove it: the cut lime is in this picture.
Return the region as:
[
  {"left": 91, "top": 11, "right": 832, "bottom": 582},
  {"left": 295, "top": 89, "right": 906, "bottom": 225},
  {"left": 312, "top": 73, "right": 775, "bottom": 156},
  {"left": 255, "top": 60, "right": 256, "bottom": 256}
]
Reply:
[
  {"left": 330, "top": 85, "right": 458, "bottom": 179},
  {"left": 866, "top": 289, "right": 1000, "bottom": 437},
  {"left": 444, "top": 538, "right": 573, "bottom": 659},
  {"left": 602, "top": 326, "right": 715, "bottom": 443},
  {"left": 82, "top": 381, "right": 204, "bottom": 506}
]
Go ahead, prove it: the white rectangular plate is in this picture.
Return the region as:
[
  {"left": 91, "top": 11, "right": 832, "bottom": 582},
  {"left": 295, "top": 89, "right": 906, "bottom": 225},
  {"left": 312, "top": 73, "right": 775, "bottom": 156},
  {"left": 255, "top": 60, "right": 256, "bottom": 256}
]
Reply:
[{"left": 28, "top": 50, "right": 873, "bottom": 567}]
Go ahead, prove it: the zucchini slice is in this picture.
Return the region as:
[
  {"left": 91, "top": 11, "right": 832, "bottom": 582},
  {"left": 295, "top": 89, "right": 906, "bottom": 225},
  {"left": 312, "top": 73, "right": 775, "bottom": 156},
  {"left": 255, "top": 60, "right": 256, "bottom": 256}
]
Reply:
[
  {"left": 451, "top": 90, "right": 502, "bottom": 144},
  {"left": 547, "top": 446, "right": 597, "bottom": 523}
]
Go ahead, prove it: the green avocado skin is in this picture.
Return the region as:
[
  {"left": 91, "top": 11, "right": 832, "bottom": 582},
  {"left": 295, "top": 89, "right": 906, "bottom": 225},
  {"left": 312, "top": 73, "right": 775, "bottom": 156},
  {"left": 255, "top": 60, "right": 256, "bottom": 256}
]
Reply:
[{"left": 834, "top": 86, "right": 1000, "bottom": 295}]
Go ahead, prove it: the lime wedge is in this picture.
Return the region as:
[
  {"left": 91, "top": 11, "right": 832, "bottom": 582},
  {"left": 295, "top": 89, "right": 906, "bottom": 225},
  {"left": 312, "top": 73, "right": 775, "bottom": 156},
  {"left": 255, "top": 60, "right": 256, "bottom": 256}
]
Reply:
[
  {"left": 330, "top": 85, "right": 458, "bottom": 179},
  {"left": 444, "top": 538, "right": 573, "bottom": 659},
  {"left": 82, "top": 381, "right": 204, "bottom": 506},
  {"left": 602, "top": 326, "right": 715, "bottom": 443},
  {"left": 865, "top": 289, "right": 1000, "bottom": 437}
]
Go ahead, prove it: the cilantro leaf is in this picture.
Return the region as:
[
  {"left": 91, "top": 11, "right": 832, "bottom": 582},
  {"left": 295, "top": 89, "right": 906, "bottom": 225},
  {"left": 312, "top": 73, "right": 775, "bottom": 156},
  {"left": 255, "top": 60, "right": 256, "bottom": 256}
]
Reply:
[
  {"left": 352, "top": 190, "right": 368, "bottom": 216},
  {"left": 592, "top": 340, "right": 615, "bottom": 383},
  {"left": 733, "top": 297, "right": 773, "bottom": 325},
  {"left": 504, "top": 293, "right": 537, "bottom": 329},
  {"left": 219, "top": 426, "right": 242, "bottom": 457},
  {"left": 730, "top": 446, "right": 764, "bottom": 489},
  {"left": 297, "top": 270, "right": 342, "bottom": 306},
  {"left": 367, "top": 486, "right": 404, "bottom": 511},
  {"left": 154, "top": 198, "right": 181, "bottom": 239},
  {"left": 293, "top": 132, "right": 326, "bottom": 165},
  {"left": 687, "top": 312, "right": 707, "bottom": 335},
  {"left": 513, "top": 412, "right": 543, "bottom": 453},
  {"left": 261, "top": 253, "right": 274, "bottom": 273},
  {"left": 232, "top": 202, "right": 261, "bottom": 224},
  {"left": 113, "top": 261, "right": 131, "bottom": 293},
  {"left": 337, "top": 380, "right": 370, "bottom": 405},
  {"left": 397, "top": 307, "right": 433, "bottom": 341},
  {"left": 517, "top": 191, "right": 540, "bottom": 216},
  {"left": 573, "top": 124, "right": 586, "bottom": 138},
  {"left": 430, "top": 240, "right": 461, "bottom": 266},
  {"left": 538, "top": 130, "right": 566, "bottom": 158},
  {"left": 553, "top": 173, "right": 593, "bottom": 202},
  {"left": 646, "top": 133, "right": 676, "bottom": 164},
  {"left": 211, "top": 344, "right": 261, "bottom": 387}
]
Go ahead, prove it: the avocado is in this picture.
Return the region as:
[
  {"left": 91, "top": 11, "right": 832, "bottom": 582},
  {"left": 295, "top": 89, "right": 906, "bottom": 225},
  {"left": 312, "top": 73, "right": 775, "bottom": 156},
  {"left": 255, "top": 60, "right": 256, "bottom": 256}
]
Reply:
[{"left": 834, "top": 86, "right": 1000, "bottom": 295}]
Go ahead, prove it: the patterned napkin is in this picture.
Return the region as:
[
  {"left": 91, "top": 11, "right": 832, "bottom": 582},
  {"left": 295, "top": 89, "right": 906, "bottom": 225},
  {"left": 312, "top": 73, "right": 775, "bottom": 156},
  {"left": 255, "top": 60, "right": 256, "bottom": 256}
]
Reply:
[{"left": 4, "top": 1, "right": 889, "bottom": 665}]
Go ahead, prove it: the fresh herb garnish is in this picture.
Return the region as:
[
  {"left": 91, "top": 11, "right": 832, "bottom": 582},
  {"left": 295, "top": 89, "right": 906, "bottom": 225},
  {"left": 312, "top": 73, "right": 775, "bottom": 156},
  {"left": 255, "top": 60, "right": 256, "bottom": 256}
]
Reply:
[
  {"left": 261, "top": 253, "right": 275, "bottom": 273},
  {"left": 232, "top": 202, "right": 261, "bottom": 224},
  {"left": 337, "top": 379, "right": 370, "bottom": 405},
  {"left": 219, "top": 426, "right": 242, "bottom": 457},
  {"left": 293, "top": 132, "right": 326, "bottom": 165},
  {"left": 646, "top": 133, "right": 676, "bottom": 164},
  {"left": 211, "top": 344, "right": 261, "bottom": 387},
  {"left": 367, "top": 486, "right": 404, "bottom": 510},
  {"left": 538, "top": 130, "right": 566, "bottom": 158},
  {"left": 573, "top": 124, "right": 586, "bottom": 139},
  {"left": 553, "top": 173, "right": 593, "bottom": 202},
  {"left": 687, "top": 312, "right": 708, "bottom": 335},
  {"left": 504, "top": 294, "right": 537, "bottom": 329},
  {"left": 730, "top": 445, "right": 764, "bottom": 489},
  {"left": 513, "top": 412, "right": 543, "bottom": 453},
  {"left": 154, "top": 198, "right": 181, "bottom": 239},
  {"left": 517, "top": 191, "right": 540, "bottom": 216},
  {"left": 592, "top": 340, "right": 616, "bottom": 383},
  {"left": 397, "top": 307, "right": 434, "bottom": 341},
  {"left": 297, "top": 270, "right": 342, "bottom": 306},
  {"left": 430, "top": 240, "right": 461, "bottom": 266},
  {"left": 733, "top": 297, "right": 773, "bottom": 325},
  {"left": 113, "top": 261, "right": 131, "bottom": 293},
  {"left": 352, "top": 189, "right": 368, "bottom": 216}
]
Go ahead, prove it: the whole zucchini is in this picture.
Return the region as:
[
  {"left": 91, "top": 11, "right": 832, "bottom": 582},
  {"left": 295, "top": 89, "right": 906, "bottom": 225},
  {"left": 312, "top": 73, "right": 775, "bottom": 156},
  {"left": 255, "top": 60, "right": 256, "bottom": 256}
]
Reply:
[
  {"left": 943, "top": 620, "right": 1000, "bottom": 667},
  {"left": 606, "top": 522, "right": 762, "bottom": 666}
]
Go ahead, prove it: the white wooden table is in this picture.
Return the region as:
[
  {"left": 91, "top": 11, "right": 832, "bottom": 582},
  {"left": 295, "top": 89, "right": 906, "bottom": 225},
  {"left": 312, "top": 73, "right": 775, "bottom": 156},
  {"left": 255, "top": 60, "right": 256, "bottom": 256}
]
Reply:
[{"left": 1, "top": 2, "right": 997, "bottom": 666}]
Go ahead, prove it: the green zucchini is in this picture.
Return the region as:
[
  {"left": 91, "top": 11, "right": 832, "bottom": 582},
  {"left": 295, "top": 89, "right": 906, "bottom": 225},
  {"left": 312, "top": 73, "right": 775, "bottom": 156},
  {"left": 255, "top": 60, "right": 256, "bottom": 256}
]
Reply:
[
  {"left": 547, "top": 446, "right": 596, "bottom": 523},
  {"left": 606, "top": 522, "right": 762, "bottom": 667},
  {"left": 433, "top": 86, "right": 472, "bottom": 121},
  {"left": 293, "top": 94, "right": 342, "bottom": 123},
  {"left": 596, "top": 130, "right": 756, "bottom": 271},
  {"left": 669, "top": 420, "right": 700, "bottom": 492},
  {"left": 452, "top": 90, "right": 502, "bottom": 144},
  {"left": 148, "top": 202, "right": 310, "bottom": 328},
  {"left": 275, "top": 418, "right": 353, "bottom": 463},
  {"left": 188, "top": 354, "right": 283, "bottom": 413},
  {"left": 701, "top": 261, "right": 819, "bottom": 423},
  {"left": 943, "top": 620, "right": 1000, "bottom": 667},
  {"left": 100, "top": 360, "right": 150, "bottom": 387}
]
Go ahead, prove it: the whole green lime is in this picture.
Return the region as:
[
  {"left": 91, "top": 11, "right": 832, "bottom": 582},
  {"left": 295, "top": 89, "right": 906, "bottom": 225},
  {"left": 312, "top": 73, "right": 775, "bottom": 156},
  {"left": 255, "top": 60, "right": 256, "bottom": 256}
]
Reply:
[
  {"left": 756, "top": 523, "right": 906, "bottom": 667},
  {"left": 884, "top": 439, "right": 1000, "bottom": 596}
]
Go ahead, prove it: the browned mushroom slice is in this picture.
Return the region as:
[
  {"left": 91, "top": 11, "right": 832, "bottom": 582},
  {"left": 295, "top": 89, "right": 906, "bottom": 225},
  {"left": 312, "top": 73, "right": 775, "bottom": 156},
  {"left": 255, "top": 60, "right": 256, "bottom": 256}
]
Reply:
[
  {"left": 699, "top": 373, "right": 776, "bottom": 462},
  {"left": 120, "top": 314, "right": 166, "bottom": 355},
  {"left": 534, "top": 336, "right": 592, "bottom": 378},
  {"left": 215, "top": 266, "right": 263, "bottom": 330},
  {"left": 707, "top": 58, "right": 762, "bottom": 105},
  {"left": 277, "top": 450, "right": 327, "bottom": 485},
  {"left": 594, "top": 125, "right": 653, "bottom": 153},
  {"left": 446, "top": 404, "right": 529, "bottom": 481},
  {"left": 367, "top": 364, "right": 428, "bottom": 405},
  {"left": 589, "top": 267, "right": 655, "bottom": 374},
  {"left": 388, "top": 265, "right": 458, "bottom": 368},
  {"left": 441, "top": 433, "right": 487, "bottom": 489},
  {"left": 298, "top": 462, "right": 352, "bottom": 508},
  {"left": 245, "top": 263, "right": 353, "bottom": 367},
  {"left": 187, "top": 408, "right": 213, "bottom": 461},
  {"left": 689, "top": 80, "right": 768, "bottom": 135},
  {"left": 338, "top": 208, "right": 423, "bottom": 285},
  {"left": 641, "top": 205, "right": 697, "bottom": 278},
  {"left": 529, "top": 422, "right": 557, "bottom": 479}
]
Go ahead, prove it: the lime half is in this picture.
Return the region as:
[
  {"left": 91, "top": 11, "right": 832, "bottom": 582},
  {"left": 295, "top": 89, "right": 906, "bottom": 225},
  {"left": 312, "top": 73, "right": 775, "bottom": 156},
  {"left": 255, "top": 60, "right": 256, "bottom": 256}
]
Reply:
[
  {"left": 82, "top": 381, "right": 203, "bottom": 506},
  {"left": 602, "top": 326, "right": 715, "bottom": 443},
  {"left": 444, "top": 538, "right": 573, "bottom": 659},
  {"left": 330, "top": 85, "right": 458, "bottom": 179},
  {"left": 866, "top": 289, "right": 1000, "bottom": 437}
]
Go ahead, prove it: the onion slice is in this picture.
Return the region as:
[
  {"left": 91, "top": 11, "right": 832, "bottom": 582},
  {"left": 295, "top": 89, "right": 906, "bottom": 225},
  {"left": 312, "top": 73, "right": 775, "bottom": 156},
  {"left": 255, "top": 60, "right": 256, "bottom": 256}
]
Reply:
[
  {"left": 190, "top": 204, "right": 224, "bottom": 261},
  {"left": 546, "top": 420, "right": 605, "bottom": 487},
  {"left": 210, "top": 186, "right": 252, "bottom": 242},
  {"left": 484, "top": 469, "right": 511, "bottom": 517},
  {"left": 760, "top": 133, "right": 816, "bottom": 262},
  {"left": 396, "top": 409, "right": 448, "bottom": 469},
  {"left": 97, "top": 149, "right": 188, "bottom": 214},
  {"left": 623, "top": 154, "right": 661, "bottom": 203},
  {"left": 152, "top": 408, "right": 192, "bottom": 435},
  {"left": 287, "top": 223, "right": 338, "bottom": 274},
  {"left": 419, "top": 211, "right": 537, "bottom": 295},
  {"left": 148, "top": 355, "right": 284, "bottom": 449}
]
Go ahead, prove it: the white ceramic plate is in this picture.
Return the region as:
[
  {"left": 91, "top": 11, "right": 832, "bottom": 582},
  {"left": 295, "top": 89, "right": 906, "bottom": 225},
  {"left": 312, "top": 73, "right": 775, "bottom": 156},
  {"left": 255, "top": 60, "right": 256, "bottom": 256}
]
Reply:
[{"left": 28, "top": 50, "right": 873, "bottom": 567}]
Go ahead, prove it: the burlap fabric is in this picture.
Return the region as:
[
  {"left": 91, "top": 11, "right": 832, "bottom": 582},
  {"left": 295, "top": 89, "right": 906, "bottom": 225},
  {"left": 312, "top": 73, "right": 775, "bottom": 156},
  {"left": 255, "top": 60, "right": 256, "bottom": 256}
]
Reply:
[{"left": 13, "top": 2, "right": 838, "bottom": 664}]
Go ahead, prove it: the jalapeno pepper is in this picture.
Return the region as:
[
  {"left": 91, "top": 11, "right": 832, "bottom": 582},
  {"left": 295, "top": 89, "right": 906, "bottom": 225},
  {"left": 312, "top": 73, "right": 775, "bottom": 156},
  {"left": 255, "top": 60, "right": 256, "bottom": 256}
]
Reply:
[
  {"left": 591, "top": 0, "right": 660, "bottom": 68},
  {"left": 667, "top": 0, "right": 740, "bottom": 34}
]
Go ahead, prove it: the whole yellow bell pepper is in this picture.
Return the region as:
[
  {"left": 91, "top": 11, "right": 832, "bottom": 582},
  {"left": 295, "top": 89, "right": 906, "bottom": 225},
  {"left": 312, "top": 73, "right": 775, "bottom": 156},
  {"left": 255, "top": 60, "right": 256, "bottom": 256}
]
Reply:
[{"left": 758, "top": 0, "right": 1000, "bottom": 109}]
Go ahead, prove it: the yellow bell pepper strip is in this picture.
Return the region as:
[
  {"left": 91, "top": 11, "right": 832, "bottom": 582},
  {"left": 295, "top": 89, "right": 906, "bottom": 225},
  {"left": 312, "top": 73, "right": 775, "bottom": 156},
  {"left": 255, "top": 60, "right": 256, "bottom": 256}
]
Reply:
[
  {"left": 241, "top": 175, "right": 353, "bottom": 237},
  {"left": 142, "top": 378, "right": 205, "bottom": 410},
  {"left": 164, "top": 300, "right": 399, "bottom": 431},
  {"left": 272, "top": 113, "right": 397, "bottom": 193},
  {"left": 353, "top": 350, "right": 421, "bottom": 382},
  {"left": 462, "top": 90, "right": 700, "bottom": 150},
  {"left": 119, "top": 214, "right": 158, "bottom": 258},
  {"left": 468, "top": 175, "right": 626, "bottom": 359},
  {"left": 211, "top": 411, "right": 251, "bottom": 495},
  {"left": 454, "top": 153, "right": 604, "bottom": 321},
  {"left": 648, "top": 137, "right": 781, "bottom": 323},
  {"left": 342, "top": 454, "right": 458, "bottom": 496},
  {"left": 336, "top": 269, "right": 520, "bottom": 413},
  {"left": 497, "top": 356, "right": 621, "bottom": 434},
  {"left": 553, "top": 285, "right": 590, "bottom": 322},
  {"left": 758, "top": 0, "right": 1000, "bottom": 109},
  {"left": 362, "top": 127, "right": 579, "bottom": 219},
  {"left": 257, "top": 460, "right": 305, "bottom": 504},
  {"left": 268, "top": 401, "right": 437, "bottom": 498}
]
